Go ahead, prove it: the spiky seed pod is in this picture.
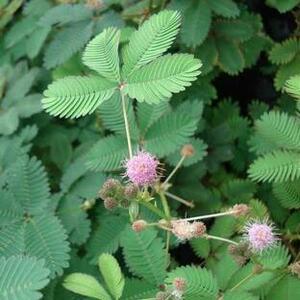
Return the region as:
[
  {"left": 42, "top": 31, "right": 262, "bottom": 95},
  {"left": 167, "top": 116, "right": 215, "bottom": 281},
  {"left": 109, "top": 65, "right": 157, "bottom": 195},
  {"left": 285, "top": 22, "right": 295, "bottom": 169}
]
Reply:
[
  {"left": 231, "top": 204, "right": 250, "bottom": 217},
  {"left": 103, "top": 197, "right": 118, "bottom": 210},
  {"left": 98, "top": 178, "right": 123, "bottom": 200},
  {"left": 171, "top": 220, "right": 195, "bottom": 241},
  {"left": 192, "top": 221, "right": 206, "bottom": 237},
  {"left": 155, "top": 291, "right": 168, "bottom": 300},
  {"left": 124, "top": 183, "right": 139, "bottom": 199},
  {"left": 125, "top": 151, "right": 159, "bottom": 186},
  {"left": 171, "top": 220, "right": 206, "bottom": 241},
  {"left": 181, "top": 144, "right": 195, "bottom": 157},
  {"left": 243, "top": 220, "right": 277, "bottom": 252},
  {"left": 132, "top": 220, "right": 148, "bottom": 232},
  {"left": 289, "top": 261, "right": 300, "bottom": 278}
]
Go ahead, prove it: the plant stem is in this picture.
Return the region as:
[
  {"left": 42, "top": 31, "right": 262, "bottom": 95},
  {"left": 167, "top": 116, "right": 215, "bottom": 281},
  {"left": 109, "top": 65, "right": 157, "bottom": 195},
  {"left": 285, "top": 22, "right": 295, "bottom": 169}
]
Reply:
[
  {"left": 184, "top": 210, "right": 234, "bottom": 222},
  {"left": 165, "top": 191, "right": 194, "bottom": 208},
  {"left": 205, "top": 234, "right": 238, "bottom": 245},
  {"left": 120, "top": 91, "right": 133, "bottom": 158},
  {"left": 163, "top": 155, "right": 186, "bottom": 187},
  {"left": 230, "top": 272, "right": 255, "bottom": 292},
  {"left": 140, "top": 201, "right": 165, "bottom": 219},
  {"left": 160, "top": 192, "right": 171, "bottom": 220}
]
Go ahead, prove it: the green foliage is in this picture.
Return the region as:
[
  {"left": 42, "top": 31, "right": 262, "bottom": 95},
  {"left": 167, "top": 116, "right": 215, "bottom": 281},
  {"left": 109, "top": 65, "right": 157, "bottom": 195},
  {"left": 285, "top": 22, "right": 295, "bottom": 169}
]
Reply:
[
  {"left": 0, "top": 256, "right": 50, "bottom": 300},
  {"left": 1, "top": 1, "right": 300, "bottom": 298},
  {"left": 165, "top": 266, "right": 219, "bottom": 299},
  {"left": 125, "top": 54, "right": 201, "bottom": 103},
  {"left": 121, "top": 227, "right": 167, "bottom": 285},
  {"left": 63, "top": 273, "right": 112, "bottom": 300},
  {"left": 98, "top": 254, "right": 125, "bottom": 299},
  {"left": 42, "top": 76, "right": 117, "bottom": 118}
]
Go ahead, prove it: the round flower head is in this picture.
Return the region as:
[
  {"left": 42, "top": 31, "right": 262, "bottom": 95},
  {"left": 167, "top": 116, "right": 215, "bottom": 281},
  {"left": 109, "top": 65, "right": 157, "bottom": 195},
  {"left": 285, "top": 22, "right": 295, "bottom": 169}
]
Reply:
[
  {"left": 244, "top": 220, "right": 277, "bottom": 252},
  {"left": 125, "top": 151, "right": 159, "bottom": 186}
]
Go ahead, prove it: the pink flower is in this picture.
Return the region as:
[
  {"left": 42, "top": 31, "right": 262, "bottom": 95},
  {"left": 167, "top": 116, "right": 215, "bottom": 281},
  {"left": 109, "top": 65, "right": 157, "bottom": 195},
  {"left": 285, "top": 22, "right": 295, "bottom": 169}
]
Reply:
[
  {"left": 244, "top": 220, "right": 277, "bottom": 252},
  {"left": 125, "top": 151, "right": 159, "bottom": 186}
]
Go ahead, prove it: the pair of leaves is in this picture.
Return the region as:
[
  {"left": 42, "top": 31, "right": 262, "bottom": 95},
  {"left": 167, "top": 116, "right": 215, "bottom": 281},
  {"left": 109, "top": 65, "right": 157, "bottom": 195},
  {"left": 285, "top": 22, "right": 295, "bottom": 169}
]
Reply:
[
  {"left": 42, "top": 10, "right": 201, "bottom": 118},
  {"left": 64, "top": 254, "right": 124, "bottom": 300}
]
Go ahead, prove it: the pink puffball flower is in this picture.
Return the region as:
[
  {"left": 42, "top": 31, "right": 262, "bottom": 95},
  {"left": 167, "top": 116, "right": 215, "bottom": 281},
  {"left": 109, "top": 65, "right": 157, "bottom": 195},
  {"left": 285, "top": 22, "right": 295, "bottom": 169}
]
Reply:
[
  {"left": 244, "top": 220, "right": 277, "bottom": 252},
  {"left": 125, "top": 151, "right": 159, "bottom": 186}
]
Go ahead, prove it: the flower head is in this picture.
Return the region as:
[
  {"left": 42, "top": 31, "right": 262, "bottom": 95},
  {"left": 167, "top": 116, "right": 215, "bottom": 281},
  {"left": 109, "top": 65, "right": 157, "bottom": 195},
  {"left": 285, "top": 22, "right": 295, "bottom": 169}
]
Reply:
[
  {"left": 125, "top": 151, "right": 159, "bottom": 186},
  {"left": 243, "top": 220, "right": 277, "bottom": 252},
  {"left": 231, "top": 204, "right": 250, "bottom": 217},
  {"left": 171, "top": 220, "right": 206, "bottom": 241}
]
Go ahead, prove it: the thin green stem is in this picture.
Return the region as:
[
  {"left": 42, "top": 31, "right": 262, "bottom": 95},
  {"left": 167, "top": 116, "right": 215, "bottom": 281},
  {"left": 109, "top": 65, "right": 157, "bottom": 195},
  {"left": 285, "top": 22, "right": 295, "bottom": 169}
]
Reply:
[
  {"left": 120, "top": 91, "right": 133, "bottom": 158},
  {"left": 184, "top": 210, "right": 234, "bottom": 222},
  {"left": 160, "top": 192, "right": 171, "bottom": 220},
  {"left": 165, "top": 191, "right": 194, "bottom": 208},
  {"left": 163, "top": 155, "right": 186, "bottom": 187},
  {"left": 205, "top": 234, "right": 238, "bottom": 245},
  {"left": 140, "top": 201, "right": 165, "bottom": 219},
  {"left": 230, "top": 272, "right": 255, "bottom": 292}
]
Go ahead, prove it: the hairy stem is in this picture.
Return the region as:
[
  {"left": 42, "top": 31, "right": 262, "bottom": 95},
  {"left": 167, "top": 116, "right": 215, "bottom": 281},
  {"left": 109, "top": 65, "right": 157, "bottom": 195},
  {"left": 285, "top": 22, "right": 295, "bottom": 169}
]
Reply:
[
  {"left": 120, "top": 91, "right": 133, "bottom": 158},
  {"left": 165, "top": 191, "right": 194, "bottom": 208},
  {"left": 163, "top": 155, "right": 186, "bottom": 187},
  {"left": 184, "top": 210, "right": 235, "bottom": 222},
  {"left": 205, "top": 234, "right": 238, "bottom": 245}
]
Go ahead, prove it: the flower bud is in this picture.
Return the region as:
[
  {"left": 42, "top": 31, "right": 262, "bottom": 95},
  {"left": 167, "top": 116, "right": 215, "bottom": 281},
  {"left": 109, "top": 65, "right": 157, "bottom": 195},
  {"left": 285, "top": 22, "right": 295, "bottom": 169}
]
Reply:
[
  {"left": 231, "top": 204, "right": 250, "bottom": 217},
  {"left": 124, "top": 184, "right": 138, "bottom": 199},
  {"left": 132, "top": 220, "right": 147, "bottom": 232},
  {"left": 99, "top": 178, "right": 122, "bottom": 200},
  {"left": 103, "top": 197, "right": 118, "bottom": 210},
  {"left": 181, "top": 144, "right": 195, "bottom": 157}
]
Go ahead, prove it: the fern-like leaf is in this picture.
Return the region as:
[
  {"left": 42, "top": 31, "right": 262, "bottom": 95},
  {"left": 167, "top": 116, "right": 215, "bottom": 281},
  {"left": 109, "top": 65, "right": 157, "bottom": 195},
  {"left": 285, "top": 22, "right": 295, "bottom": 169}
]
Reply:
[
  {"left": 257, "top": 244, "right": 290, "bottom": 269},
  {"left": 273, "top": 179, "right": 300, "bottom": 209},
  {"left": 284, "top": 74, "right": 300, "bottom": 99},
  {"left": 43, "top": 21, "right": 93, "bottom": 69},
  {"left": 82, "top": 27, "right": 121, "bottom": 82},
  {"left": 165, "top": 266, "right": 218, "bottom": 299},
  {"left": 121, "top": 227, "right": 167, "bottom": 285},
  {"left": 122, "top": 278, "right": 157, "bottom": 300},
  {"left": 248, "top": 150, "right": 300, "bottom": 183},
  {"left": 6, "top": 155, "right": 50, "bottom": 214},
  {"left": 0, "top": 256, "right": 50, "bottom": 300},
  {"left": 255, "top": 111, "right": 300, "bottom": 151},
  {"left": 42, "top": 76, "right": 117, "bottom": 118},
  {"left": 125, "top": 54, "right": 201, "bottom": 103},
  {"left": 87, "top": 215, "right": 128, "bottom": 264},
  {"left": 269, "top": 38, "right": 299, "bottom": 65},
  {"left": 85, "top": 135, "right": 130, "bottom": 171},
  {"left": 137, "top": 101, "right": 170, "bottom": 135},
  {"left": 122, "top": 10, "right": 181, "bottom": 76},
  {"left": 144, "top": 111, "right": 198, "bottom": 157},
  {"left": 24, "top": 214, "right": 70, "bottom": 278}
]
